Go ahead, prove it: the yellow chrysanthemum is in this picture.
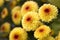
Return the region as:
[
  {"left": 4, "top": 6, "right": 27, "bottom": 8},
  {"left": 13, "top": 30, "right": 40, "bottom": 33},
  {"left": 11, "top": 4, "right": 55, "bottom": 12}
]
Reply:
[
  {"left": 12, "top": 6, "right": 21, "bottom": 25},
  {"left": 12, "top": 6, "right": 20, "bottom": 13},
  {"left": 21, "top": 1, "right": 38, "bottom": 16},
  {"left": 1, "top": 8, "right": 8, "bottom": 19},
  {"left": 38, "top": 36, "right": 55, "bottom": 40},
  {"left": 10, "top": 0, "right": 17, "bottom": 9},
  {"left": 1, "top": 22, "right": 10, "bottom": 33},
  {"left": 22, "top": 11, "right": 42, "bottom": 31},
  {"left": 0, "top": 0, "right": 4, "bottom": 6},
  {"left": 34, "top": 25, "right": 51, "bottom": 39},
  {"left": 55, "top": 32, "right": 60, "bottom": 40},
  {"left": 39, "top": 4, "right": 58, "bottom": 22},
  {"left": 9, "top": 27, "right": 28, "bottom": 40}
]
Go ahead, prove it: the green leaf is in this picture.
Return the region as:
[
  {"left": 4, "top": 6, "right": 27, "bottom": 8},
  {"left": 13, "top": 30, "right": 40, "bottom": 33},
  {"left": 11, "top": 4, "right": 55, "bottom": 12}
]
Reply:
[
  {"left": 50, "top": 13, "right": 60, "bottom": 37},
  {"left": 48, "top": 0, "right": 60, "bottom": 9}
]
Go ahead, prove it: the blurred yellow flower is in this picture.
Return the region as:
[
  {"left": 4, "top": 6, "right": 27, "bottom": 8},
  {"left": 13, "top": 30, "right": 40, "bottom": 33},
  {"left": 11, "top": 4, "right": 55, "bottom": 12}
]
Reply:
[
  {"left": 21, "top": 1, "right": 38, "bottom": 16},
  {"left": 55, "top": 32, "right": 60, "bottom": 40},
  {"left": 22, "top": 11, "right": 43, "bottom": 31},
  {"left": 11, "top": 6, "right": 21, "bottom": 25},
  {"left": 0, "top": 0, "right": 4, "bottom": 6},
  {"left": 12, "top": 11, "right": 21, "bottom": 25},
  {"left": 1, "top": 8, "right": 8, "bottom": 19},
  {"left": 38, "top": 36, "right": 55, "bottom": 40},
  {"left": 12, "top": 6, "right": 20, "bottom": 13},
  {"left": 9, "top": 27, "right": 28, "bottom": 40},
  {"left": 1, "top": 22, "right": 10, "bottom": 33},
  {"left": 10, "top": 0, "right": 17, "bottom": 9},
  {"left": 34, "top": 25, "right": 51, "bottom": 39},
  {"left": 39, "top": 4, "right": 58, "bottom": 22}
]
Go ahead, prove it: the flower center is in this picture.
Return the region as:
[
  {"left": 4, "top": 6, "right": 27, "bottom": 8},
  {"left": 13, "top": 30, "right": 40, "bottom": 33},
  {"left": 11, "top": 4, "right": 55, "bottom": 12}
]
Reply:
[
  {"left": 2, "top": 10, "right": 5, "bottom": 15},
  {"left": 2, "top": 26, "right": 5, "bottom": 30},
  {"left": 25, "top": 6, "right": 30, "bottom": 10},
  {"left": 14, "top": 34, "right": 19, "bottom": 39},
  {"left": 44, "top": 8, "right": 50, "bottom": 13},
  {"left": 14, "top": 13, "right": 17, "bottom": 18},
  {"left": 10, "top": 2, "right": 14, "bottom": 8},
  {"left": 26, "top": 17, "right": 31, "bottom": 21},
  {"left": 39, "top": 29, "right": 44, "bottom": 32}
]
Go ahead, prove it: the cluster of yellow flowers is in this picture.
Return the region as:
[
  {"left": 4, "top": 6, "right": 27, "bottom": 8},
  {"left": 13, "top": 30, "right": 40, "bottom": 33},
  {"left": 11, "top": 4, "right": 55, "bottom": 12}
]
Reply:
[{"left": 0, "top": 0, "right": 59, "bottom": 40}]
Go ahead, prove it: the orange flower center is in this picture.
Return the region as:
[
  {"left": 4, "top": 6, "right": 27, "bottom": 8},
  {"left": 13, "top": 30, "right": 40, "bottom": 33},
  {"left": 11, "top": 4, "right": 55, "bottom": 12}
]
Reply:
[
  {"left": 10, "top": 2, "right": 15, "bottom": 8},
  {"left": 2, "top": 10, "right": 5, "bottom": 15},
  {"left": 14, "top": 13, "right": 17, "bottom": 19},
  {"left": 10, "top": 2, "right": 13, "bottom": 6},
  {"left": 25, "top": 6, "right": 30, "bottom": 11},
  {"left": 26, "top": 17, "right": 31, "bottom": 22},
  {"left": 39, "top": 29, "right": 44, "bottom": 32},
  {"left": 44, "top": 8, "right": 50, "bottom": 13},
  {"left": 1, "top": 26, "right": 5, "bottom": 31},
  {"left": 14, "top": 34, "right": 19, "bottom": 39}
]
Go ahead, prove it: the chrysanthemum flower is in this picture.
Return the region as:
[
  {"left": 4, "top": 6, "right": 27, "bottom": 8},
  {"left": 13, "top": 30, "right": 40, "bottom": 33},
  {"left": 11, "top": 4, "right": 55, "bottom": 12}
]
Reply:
[
  {"left": 1, "top": 22, "right": 10, "bottom": 33},
  {"left": 0, "top": 0, "right": 4, "bottom": 6},
  {"left": 21, "top": 1, "right": 38, "bottom": 16},
  {"left": 10, "top": 0, "right": 17, "bottom": 9},
  {"left": 1, "top": 8, "right": 8, "bottom": 19},
  {"left": 9, "top": 27, "right": 28, "bottom": 40},
  {"left": 11, "top": 6, "right": 21, "bottom": 25},
  {"left": 38, "top": 36, "right": 55, "bottom": 40},
  {"left": 12, "top": 6, "right": 20, "bottom": 13},
  {"left": 0, "top": 22, "right": 10, "bottom": 37},
  {"left": 34, "top": 25, "right": 51, "bottom": 39},
  {"left": 22, "top": 11, "right": 42, "bottom": 31},
  {"left": 55, "top": 32, "right": 60, "bottom": 40},
  {"left": 39, "top": 4, "right": 58, "bottom": 22}
]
